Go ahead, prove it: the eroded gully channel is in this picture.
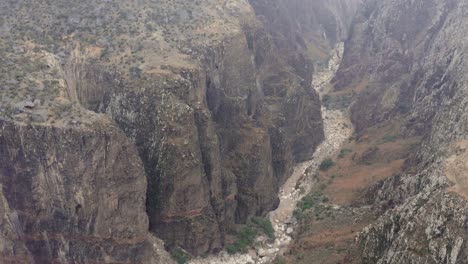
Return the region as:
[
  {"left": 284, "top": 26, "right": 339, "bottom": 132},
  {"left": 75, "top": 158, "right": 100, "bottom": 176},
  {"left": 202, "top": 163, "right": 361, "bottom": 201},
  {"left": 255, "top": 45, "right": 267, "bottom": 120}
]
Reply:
[{"left": 189, "top": 43, "right": 352, "bottom": 264}]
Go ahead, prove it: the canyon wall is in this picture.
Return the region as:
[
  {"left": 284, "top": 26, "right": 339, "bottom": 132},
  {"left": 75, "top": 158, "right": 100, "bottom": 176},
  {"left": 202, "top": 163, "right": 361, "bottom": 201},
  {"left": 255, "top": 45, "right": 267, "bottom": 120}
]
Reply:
[
  {"left": 0, "top": 120, "right": 173, "bottom": 263},
  {"left": 334, "top": 0, "right": 468, "bottom": 262},
  {"left": 0, "top": 0, "right": 359, "bottom": 259}
]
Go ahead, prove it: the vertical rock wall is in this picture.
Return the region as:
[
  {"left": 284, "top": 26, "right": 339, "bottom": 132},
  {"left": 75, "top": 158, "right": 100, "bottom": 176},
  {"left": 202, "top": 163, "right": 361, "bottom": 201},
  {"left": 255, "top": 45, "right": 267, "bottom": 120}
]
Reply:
[{"left": 0, "top": 120, "right": 170, "bottom": 263}]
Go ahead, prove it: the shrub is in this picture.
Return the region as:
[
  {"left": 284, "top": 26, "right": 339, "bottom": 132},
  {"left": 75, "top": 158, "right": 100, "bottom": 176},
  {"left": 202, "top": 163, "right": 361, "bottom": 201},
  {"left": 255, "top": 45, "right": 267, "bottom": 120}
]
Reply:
[
  {"left": 338, "top": 148, "right": 352, "bottom": 158},
  {"left": 298, "top": 195, "right": 316, "bottom": 211},
  {"left": 226, "top": 226, "right": 257, "bottom": 254},
  {"left": 319, "top": 158, "right": 335, "bottom": 171},
  {"left": 250, "top": 217, "right": 275, "bottom": 239},
  {"left": 293, "top": 193, "right": 323, "bottom": 220}
]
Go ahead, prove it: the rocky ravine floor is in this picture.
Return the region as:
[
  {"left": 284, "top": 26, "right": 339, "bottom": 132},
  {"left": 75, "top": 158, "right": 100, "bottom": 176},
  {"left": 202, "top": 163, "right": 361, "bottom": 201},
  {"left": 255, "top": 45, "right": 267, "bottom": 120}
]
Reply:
[{"left": 189, "top": 43, "right": 351, "bottom": 264}]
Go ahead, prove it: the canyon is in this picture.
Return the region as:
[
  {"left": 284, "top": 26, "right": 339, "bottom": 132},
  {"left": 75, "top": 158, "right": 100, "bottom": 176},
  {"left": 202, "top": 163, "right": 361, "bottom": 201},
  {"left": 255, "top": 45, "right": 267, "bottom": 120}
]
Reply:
[{"left": 0, "top": 0, "right": 466, "bottom": 263}]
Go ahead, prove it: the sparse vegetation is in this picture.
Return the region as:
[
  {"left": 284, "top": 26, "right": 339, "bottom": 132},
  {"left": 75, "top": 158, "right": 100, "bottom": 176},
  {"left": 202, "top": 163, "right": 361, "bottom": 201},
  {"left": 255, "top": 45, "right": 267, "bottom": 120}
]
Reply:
[
  {"left": 226, "top": 225, "right": 258, "bottom": 254},
  {"left": 319, "top": 158, "right": 335, "bottom": 171},
  {"left": 338, "top": 148, "right": 352, "bottom": 158},
  {"left": 226, "top": 216, "right": 275, "bottom": 254},
  {"left": 250, "top": 216, "right": 275, "bottom": 240},
  {"left": 293, "top": 192, "right": 325, "bottom": 220}
]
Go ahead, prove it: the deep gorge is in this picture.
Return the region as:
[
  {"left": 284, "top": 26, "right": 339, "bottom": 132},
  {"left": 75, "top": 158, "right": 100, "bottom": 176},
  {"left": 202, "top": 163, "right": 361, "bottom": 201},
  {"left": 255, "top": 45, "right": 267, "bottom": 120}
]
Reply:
[{"left": 0, "top": 0, "right": 467, "bottom": 263}]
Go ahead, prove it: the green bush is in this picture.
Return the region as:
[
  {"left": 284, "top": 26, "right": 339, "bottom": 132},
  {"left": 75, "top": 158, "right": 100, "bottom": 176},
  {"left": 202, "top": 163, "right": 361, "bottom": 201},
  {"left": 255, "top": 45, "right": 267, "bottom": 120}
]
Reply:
[
  {"left": 293, "top": 193, "right": 324, "bottom": 220},
  {"left": 319, "top": 158, "right": 335, "bottom": 171},
  {"left": 226, "top": 216, "right": 276, "bottom": 254},
  {"left": 225, "top": 244, "right": 238, "bottom": 255},
  {"left": 250, "top": 217, "right": 275, "bottom": 239},
  {"left": 338, "top": 148, "right": 352, "bottom": 158},
  {"left": 226, "top": 226, "right": 257, "bottom": 254},
  {"left": 298, "top": 196, "right": 316, "bottom": 211}
]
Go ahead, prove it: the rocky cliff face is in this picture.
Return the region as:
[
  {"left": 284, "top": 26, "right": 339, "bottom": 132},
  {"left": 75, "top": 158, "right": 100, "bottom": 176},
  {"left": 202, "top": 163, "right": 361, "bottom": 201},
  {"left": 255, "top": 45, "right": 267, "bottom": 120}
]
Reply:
[
  {"left": 0, "top": 120, "right": 173, "bottom": 263},
  {"left": 334, "top": 0, "right": 468, "bottom": 262},
  {"left": 0, "top": 0, "right": 362, "bottom": 259},
  {"left": 249, "top": 0, "right": 361, "bottom": 65},
  {"left": 335, "top": 0, "right": 466, "bottom": 136},
  {"left": 99, "top": 3, "right": 326, "bottom": 254}
]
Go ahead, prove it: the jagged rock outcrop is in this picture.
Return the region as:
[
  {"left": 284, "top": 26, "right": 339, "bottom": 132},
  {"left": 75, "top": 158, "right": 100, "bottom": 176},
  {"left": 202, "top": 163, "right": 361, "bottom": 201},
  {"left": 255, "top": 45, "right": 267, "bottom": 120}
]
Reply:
[{"left": 334, "top": 0, "right": 468, "bottom": 262}]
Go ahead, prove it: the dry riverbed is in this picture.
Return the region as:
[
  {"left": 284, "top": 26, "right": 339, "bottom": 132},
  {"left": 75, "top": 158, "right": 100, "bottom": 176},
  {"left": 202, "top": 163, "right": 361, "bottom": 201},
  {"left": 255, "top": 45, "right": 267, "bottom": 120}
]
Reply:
[{"left": 189, "top": 43, "right": 351, "bottom": 264}]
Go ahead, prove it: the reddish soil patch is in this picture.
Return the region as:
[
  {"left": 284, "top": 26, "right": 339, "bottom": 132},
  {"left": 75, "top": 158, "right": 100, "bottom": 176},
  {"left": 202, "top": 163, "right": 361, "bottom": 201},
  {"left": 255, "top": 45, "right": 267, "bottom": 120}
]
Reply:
[
  {"left": 284, "top": 119, "right": 421, "bottom": 264},
  {"left": 326, "top": 159, "right": 405, "bottom": 205},
  {"left": 300, "top": 225, "right": 365, "bottom": 248},
  {"left": 285, "top": 205, "right": 375, "bottom": 264},
  {"left": 321, "top": 119, "right": 420, "bottom": 205}
]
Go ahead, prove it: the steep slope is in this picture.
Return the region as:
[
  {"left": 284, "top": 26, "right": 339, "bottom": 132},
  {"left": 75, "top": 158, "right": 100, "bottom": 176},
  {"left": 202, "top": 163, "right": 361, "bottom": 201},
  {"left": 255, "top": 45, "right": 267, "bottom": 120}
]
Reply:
[
  {"left": 0, "top": 44, "right": 174, "bottom": 263},
  {"left": 0, "top": 0, "right": 366, "bottom": 258},
  {"left": 0, "top": 120, "right": 172, "bottom": 263},
  {"left": 332, "top": 0, "right": 468, "bottom": 262}
]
